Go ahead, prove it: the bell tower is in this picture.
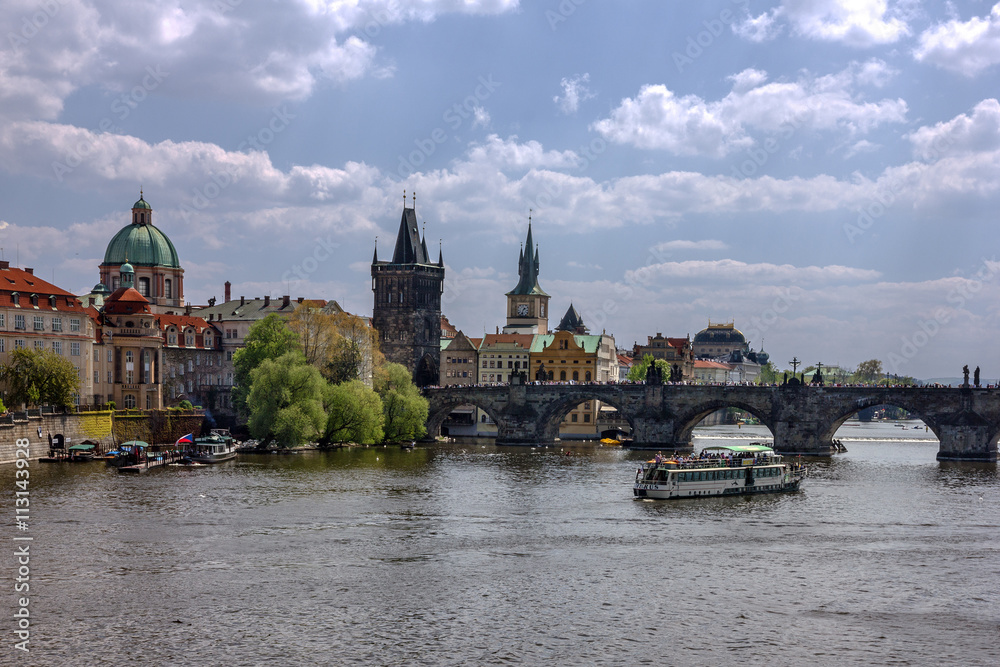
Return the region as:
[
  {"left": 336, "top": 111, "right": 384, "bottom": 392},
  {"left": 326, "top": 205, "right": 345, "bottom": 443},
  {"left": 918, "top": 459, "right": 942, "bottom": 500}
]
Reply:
[
  {"left": 371, "top": 193, "right": 445, "bottom": 386},
  {"left": 503, "top": 213, "right": 549, "bottom": 334}
]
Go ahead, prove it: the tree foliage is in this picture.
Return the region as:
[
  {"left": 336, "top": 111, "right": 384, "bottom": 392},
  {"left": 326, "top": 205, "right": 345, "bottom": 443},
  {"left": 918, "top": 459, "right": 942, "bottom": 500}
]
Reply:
[
  {"left": 758, "top": 361, "right": 778, "bottom": 384},
  {"left": 324, "top": 380, "right": 384, "bottom": 445},
  {"left": 233, "top": 314, "right": 300, "bottom": 417},
  {"left": 853, "top": 359, "right": 883, "bottom": 384},
  {"left": 0, "top": 348, "right": 81, "bottom": 408},
  {"left": 375, "top": 362, "right": 428, "bottom": 443},
  {"left": 625, "top": 354, "right": 671, "bottom": 382},
  {"left": 287, "top": 304, "right": 383, "bottom": 385},
  {"left": 246, "top": 351, "right": 326, "bottom": 447}
]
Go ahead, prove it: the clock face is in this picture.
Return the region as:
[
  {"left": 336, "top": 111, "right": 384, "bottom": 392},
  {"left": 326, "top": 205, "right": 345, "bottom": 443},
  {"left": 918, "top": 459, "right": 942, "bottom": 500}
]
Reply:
[{"left": 516, "top": 303, "right": 529, "bottom": 316}]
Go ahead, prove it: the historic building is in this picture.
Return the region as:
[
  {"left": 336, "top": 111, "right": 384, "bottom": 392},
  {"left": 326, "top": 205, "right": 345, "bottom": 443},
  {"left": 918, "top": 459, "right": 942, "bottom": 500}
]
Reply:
[
  {"left": 528, "top": 329, "right": 618, "bottom": 438},
  {"left": 99, "top": 193, "right": 184, "bottom": 312},
  {"left": 554, "top": 303, "right": 587, "bottom": 335},
  {"left": 438, "top": 331, "right": 482, "bottom": 436},
  {"left": 371, "top": 199, "right": 444, "bottom": 386},
  {"left": 692, "top": 321, "right": 749, "bottom": 359},
  {"left": 633, "top": 333, "right": 695, "bottom": 381},
  {"left": 0, "top": 261, "right": 95, "bottom": 407},
  {"left": 158, "top": 312, "right": 226, "bottom": 410},
  {"left": 503, "top": 220, "right": 549, "bottom": 334},
  {"left": 90, "top": 262, "right": 163, "bottom": 410}
]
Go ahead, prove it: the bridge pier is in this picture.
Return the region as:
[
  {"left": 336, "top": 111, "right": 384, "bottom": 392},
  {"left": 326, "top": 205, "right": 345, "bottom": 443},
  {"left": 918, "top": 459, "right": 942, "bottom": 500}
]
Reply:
[
  {"left": 771, "top": 420, "right": 837, "bottom": 456},
  {"left": 936, "top": 423, "right": 998, "bottom": 461}
]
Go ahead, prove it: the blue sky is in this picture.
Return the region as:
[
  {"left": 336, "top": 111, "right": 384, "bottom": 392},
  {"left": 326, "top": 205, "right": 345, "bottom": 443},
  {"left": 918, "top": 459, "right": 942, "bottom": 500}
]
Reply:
[{"left": 2, "top": 0, "right": 1000, "bottom": 378}]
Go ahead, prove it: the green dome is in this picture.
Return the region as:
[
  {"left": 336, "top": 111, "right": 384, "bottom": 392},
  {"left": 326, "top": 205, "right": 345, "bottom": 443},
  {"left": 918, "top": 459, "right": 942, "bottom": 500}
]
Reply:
[
  {"left": 133, "top": 196, "right": 152, "bottom": 210},
  {"left": 103, "top": 222, "right": 180, "bottom": 268}
]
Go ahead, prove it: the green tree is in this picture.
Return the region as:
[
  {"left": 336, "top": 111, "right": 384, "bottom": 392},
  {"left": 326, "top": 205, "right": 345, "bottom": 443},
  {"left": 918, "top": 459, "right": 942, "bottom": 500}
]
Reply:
[
  {"left": 246, "top": 352, "right": 326, "bottom": 447},
  {"left": 758, "top": 361, "right": 778, "bottom": 384},
  {"left": 324, "top": 380, "right": 384, "bottom": 445},
  {"left": 853, "top": 359, "right": 883, "bottom": 384},
  {"left": 375, "top": 362, "right": 428, "bottom": 443},
  {"left": 626, "top": 354, "right": 671, "bottom": 382},
  {"left": 0, "top": 348, "right": 80, "bottom": 408},
  {"left": 233, "top": 314, "right": 300, "bottom": 417}
]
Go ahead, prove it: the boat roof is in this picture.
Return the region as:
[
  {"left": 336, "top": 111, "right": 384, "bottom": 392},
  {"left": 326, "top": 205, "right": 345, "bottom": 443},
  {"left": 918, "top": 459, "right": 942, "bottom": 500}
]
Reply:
[
  {"left": 701, "top": 444, "right": 775, "bottom": 453},
  {"left": 68, "top": 444, "right": 95, "bottom": 450},
  {"left": 120, "top": 440, "right": 149, "bottom": 448}
]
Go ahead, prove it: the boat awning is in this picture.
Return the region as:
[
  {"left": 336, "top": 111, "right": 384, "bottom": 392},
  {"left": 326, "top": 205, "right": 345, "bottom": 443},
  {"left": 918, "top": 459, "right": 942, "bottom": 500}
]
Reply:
[
  {"left": 68, "top": 444, "right": 96, "bottom": 451},
  {"left": 120, "top": 440, "right": 149, "bottom": 448},
  {"left": 701, "top": 444, "right": 775, "bottom": 453}
]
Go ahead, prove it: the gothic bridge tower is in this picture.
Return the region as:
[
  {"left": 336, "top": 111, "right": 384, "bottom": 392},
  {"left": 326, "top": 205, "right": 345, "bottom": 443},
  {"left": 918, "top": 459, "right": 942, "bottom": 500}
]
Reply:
[{"left": 371, "top": 195, "right": 444, "bottom": 386}]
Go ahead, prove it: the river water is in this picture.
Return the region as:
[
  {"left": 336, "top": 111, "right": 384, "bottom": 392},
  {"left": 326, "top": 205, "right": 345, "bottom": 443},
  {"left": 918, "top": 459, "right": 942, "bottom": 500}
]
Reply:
[{"left": 4, "top": 420, "right": 998, "bottom": 666}]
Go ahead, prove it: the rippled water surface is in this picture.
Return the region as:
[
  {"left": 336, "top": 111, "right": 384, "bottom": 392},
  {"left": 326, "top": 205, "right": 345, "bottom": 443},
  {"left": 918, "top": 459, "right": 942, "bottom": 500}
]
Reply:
[{"left": 4, "top": 420, "right": 998, "bottom": 666}]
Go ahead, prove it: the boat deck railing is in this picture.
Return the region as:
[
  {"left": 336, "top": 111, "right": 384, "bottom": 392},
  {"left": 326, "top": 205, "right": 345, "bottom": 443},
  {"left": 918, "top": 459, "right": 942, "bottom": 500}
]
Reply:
[{"left": 646, "top": 455, "right": 784, "bottom": 471}]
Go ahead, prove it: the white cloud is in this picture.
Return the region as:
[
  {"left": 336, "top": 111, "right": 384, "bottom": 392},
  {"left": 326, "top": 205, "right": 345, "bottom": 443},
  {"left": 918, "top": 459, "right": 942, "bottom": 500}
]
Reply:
[
  {"left": 472, "top": 106, "right": 491, "bottom": 129},
  {"left": 906, "top": 99, "right": 1000, "bottom": 160},
  {"left": 854, "top": 58, "right": 898, "bottom": 87},
  {"left": 914, "top": 3, "right": 1000, "bottom": 76},
  {"left": 624, "top": 260, "right": 881, "bottom": 285},
  {"left": 464, "top": 135, "right": 580, "bottom": 171},
  {"left": 553, "top": 73, "right": 596, "bottom": 115},
  {"left": 653, "top": 240, "right": 729, "bottom": 251},
  {"left": 592, "top": 66, "right": 907, "bottom": 156},
  {"left": 782, "top": 0, "right": 911, "bottom": 47},
  {"left": 733, "top": 9, "right": 784, "bottom": 43},
  {"left": 0, "top": 0, "right": 520, "bottom": 120}
]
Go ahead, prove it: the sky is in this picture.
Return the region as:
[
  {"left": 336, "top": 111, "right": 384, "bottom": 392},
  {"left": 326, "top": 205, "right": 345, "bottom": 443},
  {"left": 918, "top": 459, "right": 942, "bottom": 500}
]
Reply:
[{"left": 2, "top": 0, "right": 1000, "bottom": 380}]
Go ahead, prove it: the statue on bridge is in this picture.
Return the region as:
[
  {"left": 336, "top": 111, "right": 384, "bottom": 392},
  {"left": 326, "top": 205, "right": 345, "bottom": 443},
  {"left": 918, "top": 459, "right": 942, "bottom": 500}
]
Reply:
[
  {"left": 535, "top": 363, "right": 548, "bottom": 382},
  {"left": 645, "top": 361, "right": 663, "bottom": 385},
  {"left": 963, "top": 365, "right": 970, "bottom": 387},
  {"left": 975, "top": 366, "right": 981, "bottom": 388}
]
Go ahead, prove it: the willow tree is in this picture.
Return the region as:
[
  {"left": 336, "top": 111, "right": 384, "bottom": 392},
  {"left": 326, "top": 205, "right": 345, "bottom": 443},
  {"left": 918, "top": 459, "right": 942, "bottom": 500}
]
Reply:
[
  {"left": 233, "top": 314, "right": 300, "bottom": 417},
  {"left": 376, "top": 362, "right": 428, "bottom": 443},
  {"left": 324, "top": 380, "right": 384, "bottom": 445},
  {"left": 246, "top": 351, "right": 326, "bottom": 447},
  {"left": 0, "top": 348, "right": 80, "bottom": 408}
]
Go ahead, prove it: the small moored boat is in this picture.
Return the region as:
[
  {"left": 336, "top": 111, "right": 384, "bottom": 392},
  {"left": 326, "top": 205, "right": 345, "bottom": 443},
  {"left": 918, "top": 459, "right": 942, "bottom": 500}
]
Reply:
[
  {"left": 186, "top": 430, "right": 238, "bottom": 464},
  {"left": 634, "top": 444, "right": 806, "bottom": 500}
]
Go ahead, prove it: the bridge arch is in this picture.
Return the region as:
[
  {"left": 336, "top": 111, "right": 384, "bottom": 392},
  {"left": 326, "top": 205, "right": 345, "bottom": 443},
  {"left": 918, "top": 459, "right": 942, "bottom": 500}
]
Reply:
[
  {"left": 822, "top": 396, "right": 941, "bottom": 443},
  {"left": 425, "top": 393, "right": 502, "bottom": 440},
  {"left": 672, "top": 398, "right": 774, "bottom": 447},
  {"left": 535, "top": 389, "right": 635, "bottom": 444}
]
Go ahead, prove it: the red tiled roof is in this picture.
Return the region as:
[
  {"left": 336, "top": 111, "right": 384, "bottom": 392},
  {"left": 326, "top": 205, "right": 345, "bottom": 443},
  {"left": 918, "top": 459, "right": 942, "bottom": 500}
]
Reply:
[
  {"left": 0, "top": 266, "right": 85, "bottom": 311},
  {"left": 102, "top": 287, "right": 151, "bottom": 314}
]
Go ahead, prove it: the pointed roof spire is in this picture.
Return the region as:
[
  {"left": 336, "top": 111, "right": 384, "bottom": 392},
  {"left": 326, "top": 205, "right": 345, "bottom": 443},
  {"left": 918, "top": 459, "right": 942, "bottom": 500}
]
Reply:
[
  {"left": 556, "top": 303, "right": 588, "bottom": 334},
  {"left": 391, "top": 200, "right": 429, "bottom": 264},
  {"left": 507, "top": 210, "right": 547, "bottom": 296},
  {"left": 372, "top": 236, "right": 378, "bottom": 263},
  {"left": 438, "top": 239, "right": 443, "bottom": 267}
]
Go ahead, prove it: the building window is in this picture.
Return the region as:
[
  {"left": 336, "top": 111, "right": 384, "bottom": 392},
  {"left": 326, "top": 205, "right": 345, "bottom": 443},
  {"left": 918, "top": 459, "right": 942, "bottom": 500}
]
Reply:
[
  {"left": 94, "top": 370, "right": 99, "bottom": 384},
  {"left": 107, "top": 370, "right": 112, "bottom": 383},
  {"left": 143, "top": 350, "right": 150, "bottom": 384},
  {"left": 572, "top": 371, "right": 579, "bottom": 381},
  {"left": 15, "top": 339, "right": 25, "bottom": 349},
  {"left": 70, "top": 342, "right": 80, "bottom": 356},
  {"left": 0, "top": 339, "right": 4, "bottom": 352},
  {"left": 11, "top": 293, "right": 18, "bottom": 306},
  {"left": 165, "top": 279, "right": 172, "bottom": 299},
  {"left": 14, "top": 314, "right": 25, "bottom": 330},
  {"left": 33, "top": 316, "right": 44, "bottom": 331},
  {"left": 226, "top": 351, "right": 233, "bottom": 361},
  {"left": 186, "top": 331, "right": 194, "bottom": 346},
  {"left": 0, "top": 313, "right": 4, "bottom": 327},
  {"left": 34, "top": 340, "right": 44, "bottom": 350},
  {"left": 51, "top": 317, "right": 61, "bottom": 332},
  {"left": 585, "top": 371, "right": 591, "bottom": 382},
  {"left": 70, "top": 318, "right": 80, "bottom": 332},
  {"left": 571, "top": 413, "right": 578, "bottom": 422},
  {"left": 112, "top": 277, "right": 120, "bottom": 290},
  {"left": 146, "top": 394, "right": 153, "bottom": 409},
  {"left": 138, "top": 277, "right": 150, "bottom": 297},
  {"left": 168, "top": 333, "right": 177, "bottom": 345},
  {"left": 123, "top": 394, "right": 136, "bottom": 409},
  {"left": 187, "top": 360, "right": 193, "bottom": 372},
  {"left": 584, "top": 414, "right": 591, "bottom": 423},
  {"left": 560, "top": 370, "right": 566, "bottom": 381}
]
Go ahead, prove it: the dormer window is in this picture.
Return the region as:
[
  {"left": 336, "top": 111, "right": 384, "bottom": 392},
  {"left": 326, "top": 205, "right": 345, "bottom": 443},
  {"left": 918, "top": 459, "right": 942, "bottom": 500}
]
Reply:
[
  {"left": 30, "top": 294, "right": 38, "bottom": 307},
  {"left": 49, "top": 295, "right": 56, "bottom": 308},
  {"left": 11, "top": 292, "right": 18, "bottom": 306}
]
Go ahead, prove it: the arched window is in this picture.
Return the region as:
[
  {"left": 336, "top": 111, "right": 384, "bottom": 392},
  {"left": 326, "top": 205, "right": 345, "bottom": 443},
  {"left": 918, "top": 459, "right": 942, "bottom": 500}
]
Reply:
[
  {"left": 560, "top": 370, "right": 566, "bottom": 381},
  {"left": 138, "top": 277, "right": 150, "bottom": 297},
  {"left": 585, "top": 371, "right": 591, "bottom": 382},
  {"left": 123, "top": 394, "right": 136, "bottom": 409},
  {"left": 572, "top": 371, "right": 579, "bottom": 381},
  {"left": 547, "top": 371, "right": 553, "bottom": 380}
]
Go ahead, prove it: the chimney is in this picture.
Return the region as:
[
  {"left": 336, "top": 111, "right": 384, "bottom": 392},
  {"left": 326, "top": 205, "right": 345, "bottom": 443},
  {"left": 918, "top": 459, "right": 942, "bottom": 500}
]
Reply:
[
  {"left": 297, "top": 297, "right": 304, "bottom": 303},
  {"left": 264, "top": 295, "right": 270, "bottom": 307},
  {"left": 225, "top": 281, "right": 231, "bottom": 302},
  {"left": 185, "top": 303, "right": 192, "bottom": 315},
  {"left": 282, "top": 295, "right": 290, "bottom": 308},
  {"left": 240, "top": 296, "right": 245, "bottom": 306},
  {"left": 24, "top": 267, "right": 33, "bottom": 275},
  {"left": 0, "top": 260, "right": 8, "bottom": 269}
]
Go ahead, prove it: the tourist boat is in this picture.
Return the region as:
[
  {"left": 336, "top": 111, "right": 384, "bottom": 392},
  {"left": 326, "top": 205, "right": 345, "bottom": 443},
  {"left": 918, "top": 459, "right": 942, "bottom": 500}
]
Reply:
[
  {"left": 633, "top": 444, "right": 807, "bottom": 499},
  {"left": 186, "top": 430, "right": 238, "bottom": 464}
]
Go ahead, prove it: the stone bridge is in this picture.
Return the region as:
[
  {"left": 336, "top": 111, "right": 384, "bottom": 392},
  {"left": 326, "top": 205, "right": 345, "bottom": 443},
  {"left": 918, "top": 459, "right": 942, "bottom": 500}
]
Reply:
[{"left": 424, "top": 381, "right": 1000, "bottom": 461}]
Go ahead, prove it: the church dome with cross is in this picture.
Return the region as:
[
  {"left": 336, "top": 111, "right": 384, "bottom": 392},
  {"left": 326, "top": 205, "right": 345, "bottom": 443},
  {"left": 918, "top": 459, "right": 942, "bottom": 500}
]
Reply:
[{"left": 98, "top": 192, "right": 185, "bottom": 312}]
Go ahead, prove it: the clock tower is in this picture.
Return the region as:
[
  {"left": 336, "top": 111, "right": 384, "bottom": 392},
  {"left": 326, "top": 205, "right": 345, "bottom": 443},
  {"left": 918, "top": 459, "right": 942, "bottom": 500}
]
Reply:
[{"left": 503, "top": 218, "right": 549, "bottom": 334}]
